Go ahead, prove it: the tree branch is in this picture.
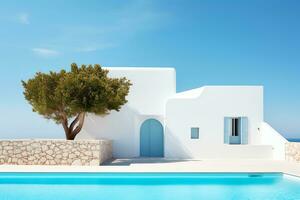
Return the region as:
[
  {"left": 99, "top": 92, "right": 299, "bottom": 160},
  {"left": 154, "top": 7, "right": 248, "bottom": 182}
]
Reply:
[
  {"left": 69, "top": 113, "right": 80, "bottom": 132},
  {"left": 60, "top": 116, "right": 70, "bottom": 139},
  {"left": 69, "top": 112, "right": 85, "bottom": 139}
]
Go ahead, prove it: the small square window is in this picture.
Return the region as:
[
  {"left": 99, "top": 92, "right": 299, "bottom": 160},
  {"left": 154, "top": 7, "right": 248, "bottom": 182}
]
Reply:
[{"left": 191, "top": 127, "right": 199, "bottom": 139}]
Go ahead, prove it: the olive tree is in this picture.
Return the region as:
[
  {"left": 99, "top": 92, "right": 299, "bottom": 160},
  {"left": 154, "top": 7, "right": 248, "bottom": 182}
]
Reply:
[{"left": 22, "top": 63, "right": 131, "bottom": 140}]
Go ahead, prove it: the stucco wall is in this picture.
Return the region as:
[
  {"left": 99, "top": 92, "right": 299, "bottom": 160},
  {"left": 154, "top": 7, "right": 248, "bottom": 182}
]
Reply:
[
  {"left": 165, "top": 86, "right": 267, "bottom": 159},
  {"left": 286, "top": 142, "right": 300, "bottom": 162},
  {"left": 260, "top": 122, "right": 287, "bottom": 160},
  {"left": 75, "top": 68, "right": 278, "bottom": 160},
  {"left": 0, "top": 140, "right": 112, "bottom": 165},
  {"left": 77, "top": 67, "right": 175, "bottom": 158}
]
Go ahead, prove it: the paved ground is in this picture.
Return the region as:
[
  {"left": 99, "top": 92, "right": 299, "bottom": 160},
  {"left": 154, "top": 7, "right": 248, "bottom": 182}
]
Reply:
[{"left": 0, "top": 158, "right": 300, "bottom": 177}]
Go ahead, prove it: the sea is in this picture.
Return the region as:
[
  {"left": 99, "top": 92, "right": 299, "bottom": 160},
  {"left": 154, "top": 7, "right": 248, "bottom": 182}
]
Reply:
[{"left": 287, "top": 138, "right": 300, "bottom": 142}]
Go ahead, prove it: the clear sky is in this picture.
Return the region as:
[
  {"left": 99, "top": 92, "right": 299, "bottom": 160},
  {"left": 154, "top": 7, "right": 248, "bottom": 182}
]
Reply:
[{"left": 0, "top": 0, "right": 299, "bottom": 139}]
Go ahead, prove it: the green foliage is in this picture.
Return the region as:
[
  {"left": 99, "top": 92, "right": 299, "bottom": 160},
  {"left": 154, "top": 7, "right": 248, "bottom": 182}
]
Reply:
[{"left": 22, "top": 63, "right": 131, "bottom": 124}]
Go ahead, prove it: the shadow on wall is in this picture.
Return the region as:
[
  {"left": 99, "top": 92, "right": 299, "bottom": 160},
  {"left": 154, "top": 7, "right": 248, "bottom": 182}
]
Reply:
[
  {"left": 165, "top": 127, "right": 193, "bottom": 159},
  {"left": 103, "top": 158, "right": 190, "bottom": 166},
  {"left": 77, "top": 104, "right": 140, "bottom": 158}
]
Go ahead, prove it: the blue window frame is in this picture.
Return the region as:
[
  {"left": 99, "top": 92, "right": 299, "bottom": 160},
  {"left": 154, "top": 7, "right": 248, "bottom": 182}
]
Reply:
[
  {"left": 191, "top": 127, "right": 199, "bottom": 139},
  {"left": 224, "top": 117, "right": 248, "bottom": 144}
]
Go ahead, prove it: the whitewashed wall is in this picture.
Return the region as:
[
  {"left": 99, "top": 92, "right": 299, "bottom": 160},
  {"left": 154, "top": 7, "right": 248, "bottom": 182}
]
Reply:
[
  {"left": 77, "top": 67, "right": 176, "bottom": 158},
  {"left": 76, "top": 67, "right": 280, "bottom": 160},
  {"left": 260, "top": 122, "right": 287, "bottom": 160},
  {"left": 164, "top": 86, "right": 270, "bottom": 159}
]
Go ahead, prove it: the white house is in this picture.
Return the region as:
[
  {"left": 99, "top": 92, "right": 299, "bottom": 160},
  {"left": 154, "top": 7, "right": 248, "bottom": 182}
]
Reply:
[{"left": 77, "top": 67, "right": 288, "bottom": 160}]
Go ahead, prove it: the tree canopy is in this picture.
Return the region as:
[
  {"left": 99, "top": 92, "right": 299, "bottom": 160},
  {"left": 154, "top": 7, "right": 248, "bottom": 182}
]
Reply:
[{"left": 22, "top": 63, "right": 131, "bottom": 140}]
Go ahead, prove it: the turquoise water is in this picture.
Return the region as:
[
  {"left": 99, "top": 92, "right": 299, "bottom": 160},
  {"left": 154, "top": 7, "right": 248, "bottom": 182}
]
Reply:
[{"left": 0, "top": 173, "right": 300, "bottom": 200}]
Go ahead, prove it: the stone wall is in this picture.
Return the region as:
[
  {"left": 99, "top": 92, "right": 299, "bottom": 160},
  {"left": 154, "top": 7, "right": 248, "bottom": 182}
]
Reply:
[
  {"left": 285, "top": 142, "right": 300, "bottom": 162},
  {"left": 0, "top": 140, "right": 112, "bottom": 166}
]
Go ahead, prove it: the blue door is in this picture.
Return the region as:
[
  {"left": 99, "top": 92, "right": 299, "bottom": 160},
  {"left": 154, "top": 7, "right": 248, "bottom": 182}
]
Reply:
[{"left": 140, "top": 119, "right": 164, "bottom": 157}]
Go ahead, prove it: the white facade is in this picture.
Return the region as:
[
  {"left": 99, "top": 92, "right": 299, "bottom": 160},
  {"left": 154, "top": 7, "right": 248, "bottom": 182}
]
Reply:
[
  {"left": 77, "top": 68, "right": 175, "bottom": 158},
  {"left": 77, "top": 67, "right": 287, "bottom": 160}
]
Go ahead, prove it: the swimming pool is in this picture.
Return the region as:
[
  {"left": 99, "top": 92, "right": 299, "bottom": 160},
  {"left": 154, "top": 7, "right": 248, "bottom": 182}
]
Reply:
[{"left": 0, "top": 173, "right": 300, "bottom": 200}]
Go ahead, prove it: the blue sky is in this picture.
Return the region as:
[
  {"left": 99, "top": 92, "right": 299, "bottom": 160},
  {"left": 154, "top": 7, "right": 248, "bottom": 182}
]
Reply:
[{"left": 0, "top": 0, "right": 299, "bottom": 139}]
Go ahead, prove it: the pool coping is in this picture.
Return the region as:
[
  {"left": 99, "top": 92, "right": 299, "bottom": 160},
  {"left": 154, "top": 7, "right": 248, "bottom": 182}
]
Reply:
[{"left": 0, "top": 159, "right": 299, "bottom": 177}]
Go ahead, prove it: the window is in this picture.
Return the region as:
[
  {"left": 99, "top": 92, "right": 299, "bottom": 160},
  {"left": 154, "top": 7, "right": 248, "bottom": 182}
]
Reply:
[
  {"left": 224, "top": 117, "right": 248, "bottom": 145},
  {"left": 231, "top": 118, "right": 240, "bottom": 136},
  {"left": 191, "top": 127, "right": 199, "bottom": 139}
]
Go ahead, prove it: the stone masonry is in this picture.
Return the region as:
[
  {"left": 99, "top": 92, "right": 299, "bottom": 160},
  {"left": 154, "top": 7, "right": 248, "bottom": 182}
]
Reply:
[
  {"left": 0, "top": 140, "right": 112, "bottom": 166},
  {"left": 285, "top": 142, "right": 300, "bottom": 162}
]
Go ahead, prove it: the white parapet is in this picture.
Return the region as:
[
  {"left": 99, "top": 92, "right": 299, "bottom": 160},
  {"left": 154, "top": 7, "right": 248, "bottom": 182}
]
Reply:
[{"left": 260, "top": 122, "right": 288, "bottom": 160}]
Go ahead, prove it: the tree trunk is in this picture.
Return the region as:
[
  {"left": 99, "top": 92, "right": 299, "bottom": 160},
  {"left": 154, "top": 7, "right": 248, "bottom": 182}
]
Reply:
[{"left": 61, "top": 112, "right": 86, "bottom": 140}]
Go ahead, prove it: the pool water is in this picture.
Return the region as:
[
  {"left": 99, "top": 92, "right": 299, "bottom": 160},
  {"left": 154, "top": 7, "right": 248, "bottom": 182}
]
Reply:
[{"left": 0, "top": 173, "right": 300, "bottom": 200}]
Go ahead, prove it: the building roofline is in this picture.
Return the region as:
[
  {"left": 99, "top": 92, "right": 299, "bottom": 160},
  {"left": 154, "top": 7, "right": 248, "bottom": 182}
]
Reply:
[{"left": 104, "top": 67, "right": 175, "bottom": 71}]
